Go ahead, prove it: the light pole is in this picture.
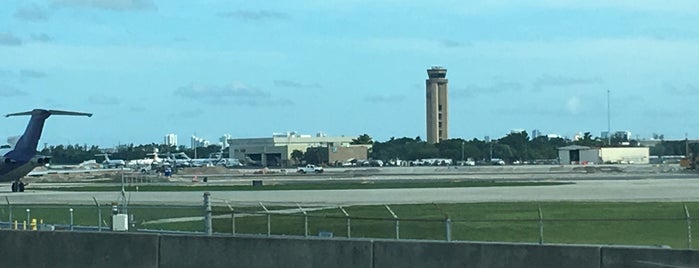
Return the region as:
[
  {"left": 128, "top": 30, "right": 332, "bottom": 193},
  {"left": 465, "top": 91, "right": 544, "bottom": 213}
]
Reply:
[
  {"left": 607, "top": 89, "right": 611, "bottom": 146},
  {"left": 69, "top": 208, "right": 74, "bottom": 231},
  {"left": 461, "top": 140, "right": 465, "bottom": 163}
]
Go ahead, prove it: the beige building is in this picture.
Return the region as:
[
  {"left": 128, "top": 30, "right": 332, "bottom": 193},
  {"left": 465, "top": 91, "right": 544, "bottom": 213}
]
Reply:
[
  {"left": 426, "top": 66, "right": 448, "bottom": 144},
  {"left": 228, "top": 132, "right": 368, "bottom": 167},
  {"left": 558, "top": 145, "right": 650, "bottom": 164}
]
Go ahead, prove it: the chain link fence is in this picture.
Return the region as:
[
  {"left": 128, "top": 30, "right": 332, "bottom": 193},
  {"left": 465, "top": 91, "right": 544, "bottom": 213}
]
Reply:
[{"left": 1, "top": 193, "right": 697, "bottom": 249}]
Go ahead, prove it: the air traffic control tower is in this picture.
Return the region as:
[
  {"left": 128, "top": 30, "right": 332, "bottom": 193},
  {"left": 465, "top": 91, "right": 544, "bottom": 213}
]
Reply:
[{"left": 426, "top": 66, "right": 448, "bottom": 144}]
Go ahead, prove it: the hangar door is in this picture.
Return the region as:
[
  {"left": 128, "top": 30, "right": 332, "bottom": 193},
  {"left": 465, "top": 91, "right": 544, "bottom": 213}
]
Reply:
[{"left": 569, "top": 150, "right": 580, "bottom": 164}]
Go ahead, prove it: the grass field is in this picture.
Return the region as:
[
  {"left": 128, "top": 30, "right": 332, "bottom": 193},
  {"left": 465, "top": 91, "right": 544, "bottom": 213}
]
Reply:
[{"left": 2, "top": 201, "right": 697, "bottom": 248}]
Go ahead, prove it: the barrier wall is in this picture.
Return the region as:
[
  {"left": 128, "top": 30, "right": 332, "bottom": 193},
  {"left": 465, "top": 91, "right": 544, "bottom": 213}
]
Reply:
[
  {"left": 159, "top": 235, "right": 372, "bottom": 268},
  {"left": 601, "top": 247, "right": 699, "bottom": 268},
  {"left": 0, "top": 231, "right": 159, "bottom": 268},
  {"left": 1, "top": 230, "right": 698, "bottom": 268},
  {"left": 373, "top": 240, "right": 600, "bottom": 268}
]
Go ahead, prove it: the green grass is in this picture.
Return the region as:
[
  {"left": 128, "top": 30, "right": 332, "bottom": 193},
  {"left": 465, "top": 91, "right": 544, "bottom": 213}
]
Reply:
[
  {"left": 29, "top": 180, "right": 570, "bottom": 192},
  {"left": 2, "top": 202, "right": 697, "bottom": 248}
]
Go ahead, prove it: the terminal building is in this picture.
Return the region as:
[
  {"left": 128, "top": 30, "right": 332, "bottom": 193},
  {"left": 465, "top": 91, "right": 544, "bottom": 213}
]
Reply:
[{"left": 228, "top": 132, "right": 368, "bottom": 167}]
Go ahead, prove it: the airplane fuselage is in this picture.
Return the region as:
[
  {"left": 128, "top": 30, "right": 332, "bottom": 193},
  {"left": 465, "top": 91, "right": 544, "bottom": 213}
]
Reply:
[{"left": 0, "top": 155, "right": 49, "bottom": 182}]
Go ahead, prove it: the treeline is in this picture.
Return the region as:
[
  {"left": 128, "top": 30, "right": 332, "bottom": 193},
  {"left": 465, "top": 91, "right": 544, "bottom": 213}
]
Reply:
[
  {"left": 369, "top": 132, "right": 567, "bottom": 163},
  {"left": 367, "top": 132, "right": 698, "bottom": 163},
  {"left": 40, "top": 144, "right": 223, "bottom": 165},
  {"left": 35, "top": 132, "right": 699, "bottom": 165}
]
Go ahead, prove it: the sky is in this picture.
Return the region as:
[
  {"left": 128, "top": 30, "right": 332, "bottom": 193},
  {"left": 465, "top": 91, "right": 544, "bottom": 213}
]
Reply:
[{"left": 1, "top": 0, "right": 699, "bottom": 148}]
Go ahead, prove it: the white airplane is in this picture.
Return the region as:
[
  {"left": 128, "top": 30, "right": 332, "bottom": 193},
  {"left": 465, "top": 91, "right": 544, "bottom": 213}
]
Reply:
[
  {"left": 95, "top": 153, "right": 126, "bottom": 168},
  {"left": 1, "top": 109, "right": 92, "bottom": 192},
  {"left": 166, "top": 152, "right": 193, "bottom": 167}
]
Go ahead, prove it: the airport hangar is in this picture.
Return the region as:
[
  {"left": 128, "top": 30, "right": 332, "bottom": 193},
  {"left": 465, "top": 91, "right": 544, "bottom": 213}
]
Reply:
[
  {"left": 228, "top": 132, "right": 369, "bottom": 167},
  {"left": 558, "top": 145, "right": 650, "bottom": 165}
]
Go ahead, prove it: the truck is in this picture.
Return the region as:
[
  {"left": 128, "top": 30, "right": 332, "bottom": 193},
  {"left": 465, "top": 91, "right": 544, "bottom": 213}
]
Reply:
[{"left": 297, "top": 164, "right": 323, "bottom": 174}]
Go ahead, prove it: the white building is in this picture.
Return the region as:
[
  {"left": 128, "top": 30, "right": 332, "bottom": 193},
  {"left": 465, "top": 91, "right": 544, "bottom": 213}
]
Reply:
[
  {"left": 164, "top": 134, "right": 178, "bottom": 146},
  {"left": 219, "top": 134, "right": 232, "bottom": 148},
  {"left": 558, "top": 145, "right": 649, "bottom": 165},
  {"left": 191, "top": 135, "right": 210, "bottom": 148}
]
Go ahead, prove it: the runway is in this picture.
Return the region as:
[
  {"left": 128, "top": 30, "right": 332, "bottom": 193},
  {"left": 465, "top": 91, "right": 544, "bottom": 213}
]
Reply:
[{"left": 2, "top": 177, "right": 699, "bottom": 206}]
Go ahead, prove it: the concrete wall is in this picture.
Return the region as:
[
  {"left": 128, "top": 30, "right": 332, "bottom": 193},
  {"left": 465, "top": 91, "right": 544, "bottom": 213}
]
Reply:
[
  {"left": 373, "top": 241, "right": 600, "bottom": 268},
  {"left": 0, "top": 230, "right": 159, "bottom": 268},
  {"left": 159, "top": 235, "right": 372, "bottom": 268},
  {"left": 580, "top": 149, "right": 600, "bottom": 164},
  {"left": 601, "top": 247, "right": 699, "bottom": 267},
  {"left": 328, "top": 146, "right": 368, "bottom": 165},
  {"left": 2, "top": 230, "right": 698, "bottom": 268}
]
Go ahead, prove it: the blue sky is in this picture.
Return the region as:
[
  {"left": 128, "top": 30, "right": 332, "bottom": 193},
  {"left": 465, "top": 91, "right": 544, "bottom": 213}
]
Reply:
[{"left": 1, "top": 0, "right": 698, "bottom": 147}]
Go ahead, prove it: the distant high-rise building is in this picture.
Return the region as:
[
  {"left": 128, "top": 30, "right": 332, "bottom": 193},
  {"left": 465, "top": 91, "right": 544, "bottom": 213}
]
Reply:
[
  {"left": 532, "top": 129, "right": 542, "bottom": 138},
  {"left": 219, "top": 134, "right": 232, "bottom": 147},
  {"left": 613, "top": 131, "right": 632, "bottom": 141},
  {"left": 426, "top": 66, "right": 448, "bottom": 144},
  {"left": 191, "top": 135, "right": 210, "bottom": 148},
  {"left": 164, "top": 134, "right": 178, "bottom": 146}
]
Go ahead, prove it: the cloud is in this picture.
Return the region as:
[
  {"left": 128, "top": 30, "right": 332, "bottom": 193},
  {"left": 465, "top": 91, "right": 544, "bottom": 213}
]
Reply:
[
  {"left": 663, "top": 82, "right": 699, "bottom": 96},
  {"left": 20, "top": 70, "right": 47, "bottom": 78},
  {"left": 88, "top": 95, "right": 121, "bottom": 105},
  {"left": 533, "top": 75, "right": 602, "bottom": 89},
  {"left": 51, "top": 0, "right": 157, "bottom": 11},
  {"left": 0, "top": 33, "right": 23, "bottom": 46},
  {"left": 14, "top": 4, "right": 50, "bottom": 21},
  {"left": 217, "top": 10, "right": 289, "bottom": 21},
  {"left": 0, "top": 85, "right": 28, "bottom": 97},
  {"left": 175, "top": 82, "right": 293, "bottom": 106},
  {"left": 566, "top": 96, "right": 582, "bottom": 114},
  {"left": 274, "top": 80, "right": 322, "bottom": 89},
  {"left": 129, "top": 105, "right": 145, "bottom": 112},
  {"left": 169, "top": 109, "right": 204, "bottom": 119},
  {"left": 30, "top": 33, "right": 53, "bottom": 42},
  {"left": 452, "top": 82, "right": 523, "bottom": 98},
  {"left": 454, "top": 1, "right": 699, "bottom": 15},
  {"left": 363, "top": 94, "right": 406, "bottom": 103},
  {"left": 440, "top": 40, "right": 472, "bottom": 48}
]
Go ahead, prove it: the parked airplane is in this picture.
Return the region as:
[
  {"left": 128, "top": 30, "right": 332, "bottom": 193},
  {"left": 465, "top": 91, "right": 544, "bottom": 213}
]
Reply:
[
  {"left": 95, "top": 153, "right": 126, "bottom": 168},
  {"left": 166, "top": 152, "right": 193, "bottom": 167},
  {"left": 126, "top": 149, "right": 165, "bottom": 167},
  {"left": 0, "top": 109, "right": 92, "bottom": 192}
]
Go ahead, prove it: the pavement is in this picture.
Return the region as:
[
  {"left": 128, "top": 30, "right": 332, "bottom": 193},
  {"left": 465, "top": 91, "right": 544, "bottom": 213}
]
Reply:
[{"left": 1, "top": 164, "right": 697, "bottom": 206}]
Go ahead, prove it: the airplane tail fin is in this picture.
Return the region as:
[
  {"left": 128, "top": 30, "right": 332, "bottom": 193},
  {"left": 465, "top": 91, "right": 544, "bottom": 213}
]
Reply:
[{"left": 6, "top": 109, "right": 92, "bottom": 159}]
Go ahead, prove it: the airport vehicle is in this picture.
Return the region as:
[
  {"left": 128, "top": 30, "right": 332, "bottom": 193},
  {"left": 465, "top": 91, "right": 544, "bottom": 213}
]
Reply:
[
  {"left": 95, "top": 153, "right": 126, "bottom": 168},
  {"left": 297, "top": 164, "right": 323, "bottom": 174},
  {"left": 680, "top": 154, "right": 698, "bottom": 170},
  {"left": 0, "top": 109, "right": 92, "bottom": 192}
]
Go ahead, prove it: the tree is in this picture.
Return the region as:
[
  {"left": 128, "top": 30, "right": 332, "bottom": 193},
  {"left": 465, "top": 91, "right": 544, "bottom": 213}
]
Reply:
[
  {"left": 291, "top": 149, "right": 304, "bottom": 164},
  {"left": 303, "top": 148, "right": 327, "bottom": 165},
  {"left": 575, "top": 132, "right": 603, "bottom": 147},
  {"left": 498, "top": 131, "right": 529, "bottom": 161},
  {"left": 351, "top": 134, "right": 374, "bottom": 145}
]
